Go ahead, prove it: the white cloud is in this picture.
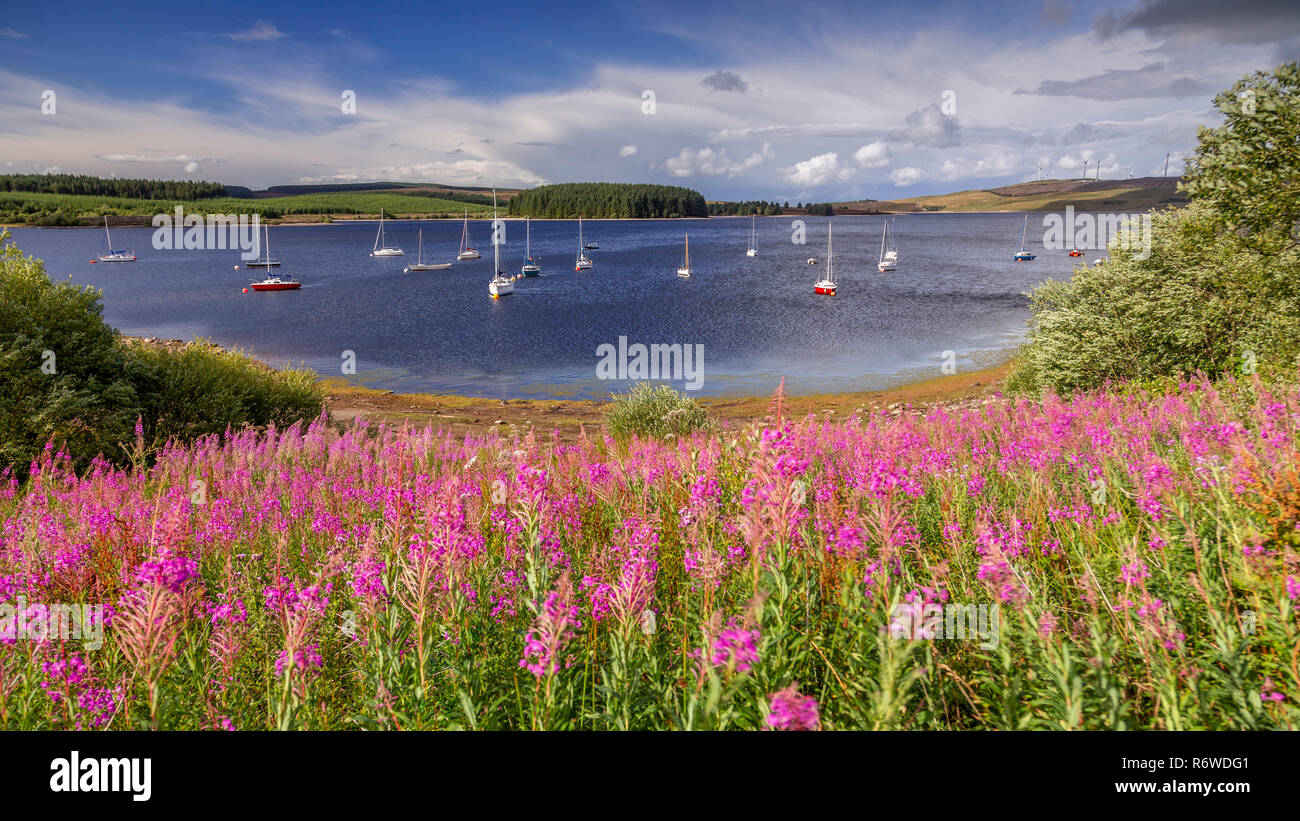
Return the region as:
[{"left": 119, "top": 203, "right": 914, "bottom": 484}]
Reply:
[
  {"left": 225, "top": 21, "right": 285, "bottom": 42},
  {"left": 0, "top": 28, "right": 27, "bottom": 39},
  {"left": 782, "top": 152, "right": 855, "bottom": 186},
  {"left": 889, "top": 166, "right": 925, "bottom": 186},
  {"left": 853, "top": 141, "right": 891, "bottom": 168},
  {"left": 618, "top": 144, "right": 638, "bottom": 157},
  {"left": 664, "top": 142, "right": 771, "bottom": 177}
]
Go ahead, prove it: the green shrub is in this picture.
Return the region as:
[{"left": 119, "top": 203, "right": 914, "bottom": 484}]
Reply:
[
  {"left": 0, "top": 231, "right": 325, "bottom": 473},
  {"left": 1008, "top": 200, "right": 1300, "bottom": 397},
  {"left": 0, "top": 230, "right": 141, "bottom": 471},
  {"left": 605, "top": 383, "right": 713, "bottom": 440},
  {"left": 125, "top": 341, "right": 323, "bottom": 446}
]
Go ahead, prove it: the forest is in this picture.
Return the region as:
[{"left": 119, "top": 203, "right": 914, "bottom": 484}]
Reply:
[{"left": 505, "top": 182, "right": 708, "bottom": 218}]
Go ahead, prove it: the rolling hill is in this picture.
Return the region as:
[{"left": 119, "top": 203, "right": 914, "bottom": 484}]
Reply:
[{"left": 837, "top": 177, "right": 1188, "bottom": 213}]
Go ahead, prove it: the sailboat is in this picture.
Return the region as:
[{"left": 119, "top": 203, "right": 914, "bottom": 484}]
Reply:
[
  {"left": 1013, "top": 215, "right": 1036, "bottom": 261},
  {"left": 884, "top": 218, "right": 898, "bottom": 262},
  {"left": 370, "top": 209, "right": 404, "bottom": 256},
  {"left": 746, "top": 214, "right": 757, "bottom": 257},
  {"left": 96, "top": 216, "right": 136, "bottom": 262},
  {"left": 877, "top": 219, "right": 896, "bottom": 272},
  {"left": 250, "top": 274, "right": 301, "bottom": 291},
  {"left": 575, "top": 219, "right": 593, "bottom": 270},
  {"left": 814, "top": 224, "right": 837, "bottom": 295},
  {"left": 677, "top": 234, "right": 692, "bottom": 278},
  {"left": 521, "top": 217, "right": 541, "bottom": 276},
  {"left": 246, "top": 221, "right": 281, "bottom": 268},
  {"left": 457, "top": 211, "right": 480, "bottom": 260},
  {"left": 488, "top": 189, "right": 514, "bottom": 299},
  {"left": 406, "top": 230, "right": 452, "bottom": 271}
]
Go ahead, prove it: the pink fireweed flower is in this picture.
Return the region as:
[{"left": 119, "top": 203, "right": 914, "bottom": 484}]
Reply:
[
  {"left": 274, "top": 643, "right": 324, "bottom": 680},
  {"left": 711, "top": 619, "right": 761, "bottom": 673},
  {"left": 520, "top": 574, "right": 581, "bottom": 678},
  {"left": 765, "top": 684, "right": 820, "bottom": 731},
  {"left": 1038, "top": 610, "right": 1057, "bottom": 638},
  {"left": 1261, "top": 677, "right": 1285, "bottom": 703},
  {"left": 1120, "top": 562, "right": 1151, "bottom": 585},
  {"left": 1286, "top": 576, "right": 1300, "bottom": 602},
  {"left": 133, "top": 548, "right": 200, "bottom": 594}
]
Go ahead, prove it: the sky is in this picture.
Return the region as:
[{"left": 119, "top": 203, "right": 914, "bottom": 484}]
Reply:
[{"left": 0, "top": 0, "right": 1296, "bottom": 201}]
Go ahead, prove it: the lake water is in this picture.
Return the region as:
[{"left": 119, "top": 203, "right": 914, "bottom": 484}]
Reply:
[{"left": 8, "top": 214, "right": 1083, "bottom": 399}]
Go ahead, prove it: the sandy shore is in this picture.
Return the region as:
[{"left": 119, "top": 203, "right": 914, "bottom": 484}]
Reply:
[{"left": 320, "top": 360, "right": 1013, "bottom": 439}]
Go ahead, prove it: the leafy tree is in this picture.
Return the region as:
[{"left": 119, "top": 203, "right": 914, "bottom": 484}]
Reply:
[{"left": 1183, "top": 62, "right": 1300, "bottom": 253}]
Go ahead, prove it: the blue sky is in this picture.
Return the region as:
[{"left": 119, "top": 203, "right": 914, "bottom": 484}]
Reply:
[{"left": 1, "top": 0, "right": 1296, "bottom": 200}]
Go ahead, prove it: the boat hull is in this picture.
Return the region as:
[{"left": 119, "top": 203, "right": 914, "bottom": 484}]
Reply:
[
  {"left": 457, "top": 251, "right": 481, "bottom": 260},
  {"left": 814, "top": 284, "right": 836, "bottom": 295},
  {"left": 877, "top": 262, "right": 896, "bottom": 272},
  {"left": 521, "top": 266, "right": 541, "bottom": 277},
  {"left": 371, "top": 249, "right": 404, "bottom": 257},
  {"left": 677, "top": 268, "right": 691, "bottom": 278},
  {"left": 250, "top": 281, "right": 301, "bottom": 291},
  {"left": 97, "top": 255, "right": 136, "bottom": 262},
  {"left": 746, "top": 249, "right": 756, "bottom": 257},
  {"left": 408, "top": 263, "right": 452, "bottom": 271},
  {"left": 1013, "top": 253, "right": 1036, "bottom": 261},
  {"left": 246, "top": 261, "right": 281, "bottom": 268}
]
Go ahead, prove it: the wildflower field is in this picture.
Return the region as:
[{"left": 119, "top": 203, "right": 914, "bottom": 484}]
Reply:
[{"left": 2, "top": 377, "right": 1298, "bottom": 731}]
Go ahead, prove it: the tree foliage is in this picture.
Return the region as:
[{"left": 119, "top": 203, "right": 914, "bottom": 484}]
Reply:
[
  {"left": 1183, "top": 61, "right": 1300, "bottom": 253},
  {"left": 506, "top": 183, "right": 708, "bottom": 218},
  {"left": 0, "top": 174, "right": 226, "bottom": 201}
]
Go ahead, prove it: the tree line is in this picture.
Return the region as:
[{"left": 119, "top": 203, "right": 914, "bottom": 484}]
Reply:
[
  {"left": 505, "top": 183, "right": 708, "bottom": 218},
  {"left": 706, "top": 200, "right": 783, "bottom": 216},
  {"left": 0, "top": 174, "right": 227, "bottom": 201}
]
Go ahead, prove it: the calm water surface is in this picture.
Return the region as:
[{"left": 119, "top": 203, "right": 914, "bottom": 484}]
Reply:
[{"left": 9, "top": 214, "right": 1083, "bottom": 399}]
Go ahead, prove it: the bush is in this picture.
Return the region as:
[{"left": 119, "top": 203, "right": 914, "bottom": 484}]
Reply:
[
  {"left": 0, "top": 232, "right": 325, "bottom": 473},
  {"left": 0, "top": 231, "right": 141, "bottom": 471},
  {"left": 1008, "top": 200, "right": 1300, "bottom": 396},
  {"left": 605, "top": 383, "right": 713, "bottom": 440},
  {"left": 125, "top": 341, "right": 323, "bottom": 446}
]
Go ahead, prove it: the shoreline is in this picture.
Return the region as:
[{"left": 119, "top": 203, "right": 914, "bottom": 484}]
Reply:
[{"left": 120, "top": 334, "right": 1018, "bottom": 437}]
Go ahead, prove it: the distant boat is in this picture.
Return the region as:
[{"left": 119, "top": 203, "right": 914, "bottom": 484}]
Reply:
[
  {"left": 746, "top": 214, "right": 757, "bottom": 257},
  {"left": 488, "top": 189, "right": 514, "bottom": 299},
  {"left": 807, "top": 256, "right": 819, "bottom": 265},
  {"left": 246, "top": 221, "right": 281, "bottom": 268},
  {"left": 521, "top": 217, "right": 541, "bottom": 276},
  {"left": 814, "top": 224, "right": 836, "bottom": 295},
  {"left": 877, "top": 219, "right": 896, "bottom": 272},
  {"left": 370, "top": 210, "right": 404, "bottom": 257},
  {"left": 677, "top": 233, "right": 692, "bottom": 278},
  {"left": 1013, "top": 215, "right": 1036, "bottom": 261},
  {"left": 406, "top": 230, "right": 452, "bottom": 271},
  {"left": 250, "top": 275, "right": 300, "bottom": 291},
  {"left": 1068, "top": 248, "right": 1084, "bottom": 257},
  {"left": 97, "top": 216, "right": 136, "bottom": 262},
  {"left": 575, "top": 218, "right": 593, "bottom": 270},
  {"left": 457, "top": 211, "right": 480, "bottom": 260}
]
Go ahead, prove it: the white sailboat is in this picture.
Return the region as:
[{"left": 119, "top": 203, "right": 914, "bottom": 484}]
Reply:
[
  {"left": 405, "top": 230, "right": 452, "bottom": 272},
  {"left": 1013, "top": 215, "right": 1036, "bottom": 261},
  {"left": 575, "top": 218, "right": 593, "bottom": 270},
  {"left": 521, "top": 217, "right": 541, "bottom": 276},
  {"left": 370, "top": 209, "right": 404, "bottom": 256},
  {"left": 488, "top": 189, "right": 514, "bottom": 299},
  {"left": 246, "top": 221, "right": 281, "bottom": 267},
  {"left": 96, "top": 216, "right": 136, "bottom": 262},
  {"left": 457, "top": 210, "right": 481, "bottom": 260},
  {"left": 814, "top": 224, "right": 837, "bottom": 295},
  {"left": 746, "top": 213, "right": 757, "bottom": 257},
  {"left": 677, "top": 233, "right": 692, "bottom": 278},
  {"left": 877, "top": 219, "right": 896, "bottom": 272}
]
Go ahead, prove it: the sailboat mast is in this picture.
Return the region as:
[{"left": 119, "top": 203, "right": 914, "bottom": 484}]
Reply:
[
  {"left": 492, "top": 188, "right": 500, "bottom": 273},
  {"left": 828, "top": 224, "right": 833, "bottom": 283}
]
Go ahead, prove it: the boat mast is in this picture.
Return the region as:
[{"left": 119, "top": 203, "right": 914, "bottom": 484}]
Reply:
[
  {"left": 828, "top": 224, "right": 833, "bottom": 284},
  {"left": 493, "top": 188, "right": 500, "bottom": 275}
]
